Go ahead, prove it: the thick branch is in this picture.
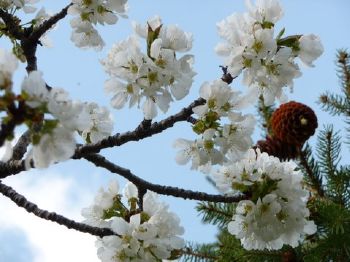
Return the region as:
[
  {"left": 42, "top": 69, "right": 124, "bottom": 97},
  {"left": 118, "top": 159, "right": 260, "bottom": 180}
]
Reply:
[
  {"left": 83, "top": 153, "right": 247, "bottom": 203},
  {"left": 0, "top": 116, "right": 16, "bottom": 148},
  {"left": 0, "top": 9, "right": 23, "bottom": 39},
  {"left": 10, "top": 130, "right": 31, "bottom": 160},
  {"left": 0, "top": 160, "right": 26, "bottom": 179},
  {"left": 0, "top": 180, "right": 114, "bottom": 237},
  {"left": 74, "top": 98, "right": 205, "bottom": 157}
]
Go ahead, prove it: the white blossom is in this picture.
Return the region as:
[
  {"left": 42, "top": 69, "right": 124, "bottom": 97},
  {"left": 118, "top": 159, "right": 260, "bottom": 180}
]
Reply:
[
  {"left": 193, "top": 80, "right": 248, "bottom": 118},
  {"left": 21, "top": 70, "right": 48, "bottom": 108},
  {"left": 47, "top": 88, "right": 92, "bottom": 132},
  {"left": 21, "top": 76, "right": 113, "bottom": 168},
  {"left": 0, "top": 48, "right": 18, "bottom": 88},
  {"left": 174, "top": 80, "right": 255, "bottom": 171},
  {"left": 245, "top": 0, "right": 284, "bottom": 24},
  {"left": 298, "top": 34, "right": 324, "bottom": 67},
  {"left": 81, "top": 180, "right": 120, "bottom": 228},
  {"left": 30, "top": 125, "right": 76, "bottom": 168},
  {"left": 215, "top": 0, "right": 322, "bottom": 106},
  {"left": 0, "top": 140, "right": 13, "bottom": 162},
  {"left": 214, "top": 149, "right": 317, "bottom": 250},
  {"left": 82, "top": 181, "right": 185, "bottom": 261},
  {"left": 0, "top": 0, "right": 39, "bottom": 13},
  {"left": 102, "top": 16, "right": 195, "bottom": 119},
  {"left": 220, "top": 113, "right": 256, "bottom": 161},
  {"left": 70, "top": 18, "right": 105, "bottom": 50},
  {"left": 81, "top": 102, "right": 114, "bottom": 143},
  {"left": 123, "top": 182, "right": 138, "bottom": 200},
  {"left": 68, "top": 0, "right": 128, "bottom": 50}
]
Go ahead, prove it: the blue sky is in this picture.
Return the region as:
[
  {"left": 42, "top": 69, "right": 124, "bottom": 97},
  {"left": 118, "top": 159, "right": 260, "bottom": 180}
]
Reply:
[{"left": 1, "top": 0, "right": 350, "bottom": 261}]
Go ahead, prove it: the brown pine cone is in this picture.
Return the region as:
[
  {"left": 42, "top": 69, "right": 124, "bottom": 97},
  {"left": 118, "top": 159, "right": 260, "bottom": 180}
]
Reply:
[
  {"left": 255, "top": 136, "right": 300, "bottom": 161},
  {"left": 271, "top": 101, "right": 318, "bottom": 145}
]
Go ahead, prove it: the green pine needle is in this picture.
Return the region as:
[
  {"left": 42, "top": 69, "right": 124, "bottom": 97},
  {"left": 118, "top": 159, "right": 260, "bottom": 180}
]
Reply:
[{"left": 196, "top": 202, "right": 235, "bottom": 228}]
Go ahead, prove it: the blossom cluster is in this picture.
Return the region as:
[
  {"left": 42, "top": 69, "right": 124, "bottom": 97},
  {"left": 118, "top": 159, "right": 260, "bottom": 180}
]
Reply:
[
  {"left": 0, "top": 48, "right": 18, "bottom": 88},
  {"left": 82, "top": 181, "right": 185, "bottom": 262},
  {"left": 22, "top": 71, "right": 114, "bottom": 168},
  {"left": 68, "top": 0, "right": 128, "bottom": 50},
  {"left": 174, "top": 80, "right": 255, "bottom": 172},
  {"left": 0, "top": 0, "right": 326, "bottom": 255},
  {"left": 0, "top": 0, "right": 39, "bottom": 13},
  {"left": 216, "top": 0, "right": 323, "bottom": 105},
  {"left": 102, "top": 16, "right": 195, "bottom": 119},
  {"left": 0, "top": 48, "right": 113, "bottom": 168},
  {"left": 213, "top": 149, "right": 316, "bottom": 250}
]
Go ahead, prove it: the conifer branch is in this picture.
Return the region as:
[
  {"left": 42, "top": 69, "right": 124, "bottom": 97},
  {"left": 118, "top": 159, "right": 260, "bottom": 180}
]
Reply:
[
  {"left": 316, "top": 125, "right": 341, "bottom": 178},
  {"left": 196, "top": 202, "right": 234, "bottom": 227},
  {"left": 298, "top": 144, "right": 324, "bottom": 197},
  {"left": 337, "top": 50, "right": 350, "bottom": 99},
  {"left": 182, "top": 245, "right": 218, "bottom": 262},
  {"left": 319, "top": 92, "right": 349, "bottom": 116},
  {"left": 0, "top": 180, "right": 115, "bottom": 237},
  {"left": 257, "top": 95, "right": 275, "bottom": 136}
]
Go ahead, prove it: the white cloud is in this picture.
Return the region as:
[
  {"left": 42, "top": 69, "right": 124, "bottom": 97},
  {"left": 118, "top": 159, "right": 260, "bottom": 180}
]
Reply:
[{"left": 0, "top": 172, "right": 100, "bottom": 262}]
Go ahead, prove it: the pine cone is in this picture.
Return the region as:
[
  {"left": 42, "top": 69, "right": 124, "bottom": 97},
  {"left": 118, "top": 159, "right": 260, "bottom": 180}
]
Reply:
[
  {"left": 271, "top": 101, "right": 318, "bottom": 145},
  {"left": 255, "top": 136, "right": 300, "bottom": 161},
  {"left": 281, "top": 250, "right": 297, "bottom": 262}
]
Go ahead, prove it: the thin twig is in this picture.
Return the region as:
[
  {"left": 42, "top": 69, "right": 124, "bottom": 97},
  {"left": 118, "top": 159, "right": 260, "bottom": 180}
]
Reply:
[
  {"left": 21, "top": 4, "right": 72, "bottom": 72},
  {"left": 31, "top": 4, "right": 72, "bottom": 41},
  {"left": 83, "top": 154, "right": 247, "bottom": 203},
  {"left": 0, "top": 180, "right": 115, "bottom": 237}
]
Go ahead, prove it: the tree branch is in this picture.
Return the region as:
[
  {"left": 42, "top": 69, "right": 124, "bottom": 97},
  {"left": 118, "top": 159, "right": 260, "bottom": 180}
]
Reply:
[
  {"left": 0, "top": 160, "right": 27, "bottom": 179},
  {"left": 0, "top": 114, "right": 17, "bottom": 147},
  {"left": 0, "top": 9, "right": 23, "bottom": 39},
  {"left": 74, "top": 98, "right": 205, "bottom": 157},
  {"left": 0, "top": 180, "right": 114, "bottom": 237},
  {"left": 0, "top": 99, "right": 204, "bottom": 178},
  {"left": 31, "top": 4, "right": 72, "bottom": 42},
  {"left": 20, "top": 4, "right": 72, "bottom": 72},
  {"left": 10, "top": 130, "right": 31, "bottom": 161},
  {"left": 83, "top": 153, "right": 247, "bottom": 203}
]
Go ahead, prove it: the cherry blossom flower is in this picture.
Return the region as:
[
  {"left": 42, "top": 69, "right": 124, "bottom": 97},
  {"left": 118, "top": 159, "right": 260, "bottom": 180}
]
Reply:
[
  {"left": 102, "top": 16, "right": 195, "bottom": 119},
  {"left": 216, "top": 0, "right": 322, "bottom": 105},
  {"left": 82, "top": 181, "right": 185, "bottom": 261},
  {"left": 214, "top": 149, "right": 316, "bottom": 250},
  {"left": 68, "top": 0, "right": 128, "bottom": 49}
]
